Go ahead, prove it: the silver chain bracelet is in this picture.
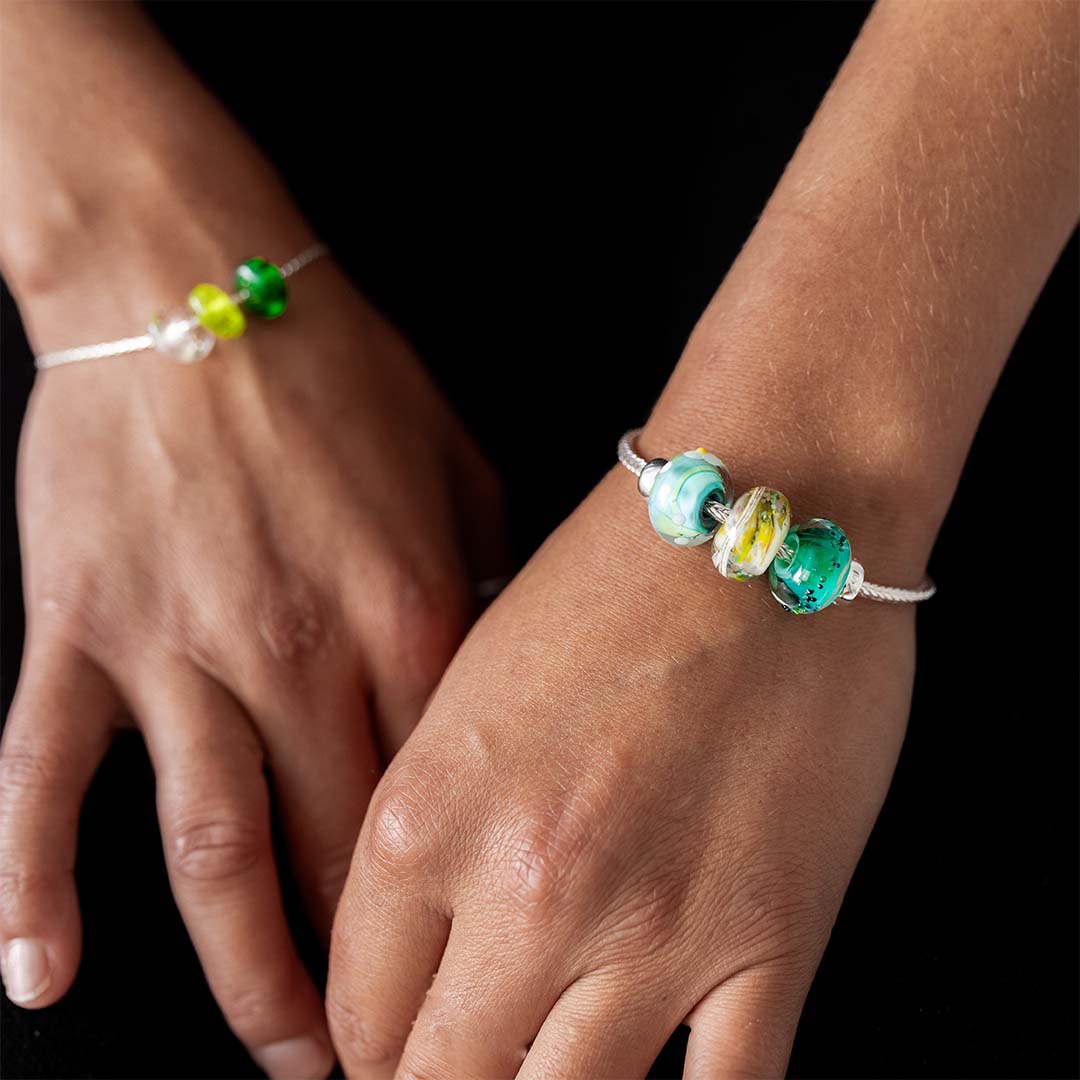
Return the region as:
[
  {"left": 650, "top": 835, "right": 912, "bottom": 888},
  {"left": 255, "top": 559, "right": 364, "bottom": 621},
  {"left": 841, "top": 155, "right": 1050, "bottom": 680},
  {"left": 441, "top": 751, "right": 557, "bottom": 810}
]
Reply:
[{"left": 618, "top": 429, "right": 935, "bottom": 612}]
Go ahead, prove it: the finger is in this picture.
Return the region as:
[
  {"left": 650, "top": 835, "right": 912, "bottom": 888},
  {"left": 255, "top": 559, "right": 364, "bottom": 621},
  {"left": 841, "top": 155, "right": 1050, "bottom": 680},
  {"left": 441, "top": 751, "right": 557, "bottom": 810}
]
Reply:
[
  {"left": 205, "top": 589, "right": 379, "bottom": 940},
  {"left": 261, "top": 684, "right": 381, "bottom": 942},
  {"left": 683, "top": 965, "right": 809, "bottom": 1079},
  {"left": 327, "top": 778, "right": 450, "bottom": 1078},
  {"left": 361, "top": 576, "right": 471, "bottom": 759},
  {"left": 137, "top": 667, "right": 334, "bottom": 1080},
  {"left": 0, "top": 642, "right": 116, "bottom": 1008},
  {"left": 447, "top": 437, "right": 514, "bottom": 592},
  {"left": 392, "top": 921, "right": 561, "bottom": 1079},
  {"left": 518, "top": 972, "right": 682, "bottom": 1080}
]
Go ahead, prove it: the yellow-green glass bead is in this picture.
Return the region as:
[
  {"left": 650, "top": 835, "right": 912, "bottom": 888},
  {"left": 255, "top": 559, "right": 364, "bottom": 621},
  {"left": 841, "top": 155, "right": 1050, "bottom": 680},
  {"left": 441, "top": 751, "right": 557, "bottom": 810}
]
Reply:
[
  {"left": 768, "top": 517, "right": 852, "bottom": 614},
  {"left": 188, "top": 283, "right": 246, "bottom": 339},
  {"left": 235, "top": 258, "right": 288, "bottom": 319},
  {"left": 711, "top": 486, "right": 792, "bottom": 580}
]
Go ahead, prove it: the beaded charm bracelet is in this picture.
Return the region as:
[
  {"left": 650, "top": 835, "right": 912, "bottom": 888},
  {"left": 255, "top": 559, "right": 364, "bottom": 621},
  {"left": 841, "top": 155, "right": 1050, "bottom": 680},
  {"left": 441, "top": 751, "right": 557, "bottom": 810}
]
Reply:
[
  {"left": 33, "top": 242, "right": 328, "bottom": 370},
  {"left": 618, "top": 430, "right": 935, "bottom": 613}
]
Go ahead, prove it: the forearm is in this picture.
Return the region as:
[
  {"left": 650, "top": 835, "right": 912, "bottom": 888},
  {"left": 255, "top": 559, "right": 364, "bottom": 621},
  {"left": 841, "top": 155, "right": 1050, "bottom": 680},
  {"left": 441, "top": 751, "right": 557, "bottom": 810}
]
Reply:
[
  {"left": 0, "top": 2, "right": 313, "bottom": 349},
  {"left": 643, "top": 0, "right": 1078, "bottom": 583}
]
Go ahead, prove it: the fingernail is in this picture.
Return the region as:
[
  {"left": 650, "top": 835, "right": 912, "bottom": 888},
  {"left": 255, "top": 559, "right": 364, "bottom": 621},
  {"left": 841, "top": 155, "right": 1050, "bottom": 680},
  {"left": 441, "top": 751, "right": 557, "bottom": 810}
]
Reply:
[
  {"left": 252, "top": 1035, "right": 334, "bottom": 1080},
  {"left": 1, "top": 938, "right": 52, "bottom": 1004}
]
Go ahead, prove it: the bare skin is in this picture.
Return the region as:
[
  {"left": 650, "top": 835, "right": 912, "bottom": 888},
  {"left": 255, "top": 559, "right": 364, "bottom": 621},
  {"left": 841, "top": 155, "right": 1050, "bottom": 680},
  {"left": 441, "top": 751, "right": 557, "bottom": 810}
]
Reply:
[
  {"left": 0, "top": 4, "right": 504, "bottom": 1077},
  {"left": 0, "top": 1, "right": 1076, "bottom": 1078},
  {"left": 324, "top": 1, "right": 1078, "bottom": 1077}
]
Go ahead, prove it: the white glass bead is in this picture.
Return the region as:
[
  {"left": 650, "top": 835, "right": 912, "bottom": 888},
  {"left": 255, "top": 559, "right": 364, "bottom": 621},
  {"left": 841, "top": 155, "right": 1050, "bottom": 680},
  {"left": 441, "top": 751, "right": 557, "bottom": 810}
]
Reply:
[{"left": 148, "top": 308, "right": 216, "bottom": 364}]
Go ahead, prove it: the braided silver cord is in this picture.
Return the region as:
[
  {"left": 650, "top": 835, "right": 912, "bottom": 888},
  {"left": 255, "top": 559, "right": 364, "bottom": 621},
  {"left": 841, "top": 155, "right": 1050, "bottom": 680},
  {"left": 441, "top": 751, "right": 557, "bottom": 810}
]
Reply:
[
  {"left": 33, "top": 242, "right": 330, "bottom": 370},
  {"left": 35, "top": 334, "right": 156, "bottom": 370},
  {"left": 616, "top": 433, "right": 649, "bottom": 475},
  {"left": 617, "top": 429, "right": 935, "bottom": 605},
  {"left": 856, "top": 579, "right": 937, "bottom": 603},
  {"left": 278, "top": 241, "right": 329, "bottom": 278}
]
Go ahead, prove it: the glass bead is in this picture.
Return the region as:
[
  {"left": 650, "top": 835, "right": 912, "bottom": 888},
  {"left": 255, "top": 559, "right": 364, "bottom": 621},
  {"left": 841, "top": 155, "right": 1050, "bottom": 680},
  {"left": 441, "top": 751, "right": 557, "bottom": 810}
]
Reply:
[
  {"left": 647, "top": 449, "right": 732, "bottom": 547},
  {"left": 235, "top": 257, "right": 288, "bottom": 319},
  {"left": 188, "top": 283, "right": 246, "bottom": 338},
  {"left": 768, "top": 517, "right": 852, "bottom": 614},
  {"left": 147, "top": 308, "right": 215, "bottom": 363},
  {"left": 711, "top": 486, "right": 791, "bottom": 580}
]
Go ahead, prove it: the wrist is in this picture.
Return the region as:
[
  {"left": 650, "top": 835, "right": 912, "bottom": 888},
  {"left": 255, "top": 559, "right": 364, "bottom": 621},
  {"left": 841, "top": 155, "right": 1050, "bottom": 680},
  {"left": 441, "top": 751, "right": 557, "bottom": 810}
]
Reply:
[
  {"left": 6, "top": 162, "right": 317, "bottom": 359},
  {"left": 556, "top": 467, "right": 917, "bottom": 663},
  {"left": 637, "top": 217, "right": 964, "bottom": 589},
  {"left": 639, "top": 382, "right": 941, "bottom": 591}
]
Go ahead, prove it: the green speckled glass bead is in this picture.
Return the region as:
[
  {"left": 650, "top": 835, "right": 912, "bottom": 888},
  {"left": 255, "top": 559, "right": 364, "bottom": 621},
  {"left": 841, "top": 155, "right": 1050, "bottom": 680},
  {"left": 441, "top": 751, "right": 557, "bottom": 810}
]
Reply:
[
  {"left": 235, "top": 258, "right": 288, "bottom": 319},
  {"left": 768, "top": 517, "right": 852, "bottom": 614},
  {"left": 188, "top": 283, "right": 246, "bottom": 339},
  {"left": 647, "top": 449, "right": 732, "bottom": 547},
  {"left": 712, "top": 486, "right": 792, "bottom": 580}
]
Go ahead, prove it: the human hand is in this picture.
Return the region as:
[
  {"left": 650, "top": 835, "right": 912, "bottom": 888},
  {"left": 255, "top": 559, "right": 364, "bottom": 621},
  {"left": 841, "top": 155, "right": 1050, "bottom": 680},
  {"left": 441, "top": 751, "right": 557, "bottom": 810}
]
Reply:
[
  {"left": 326, "top": 461, "right": 917, "bottom": 1078},
  {"left": 0, "top": 250, "right": 505, "bottom": 1079}
]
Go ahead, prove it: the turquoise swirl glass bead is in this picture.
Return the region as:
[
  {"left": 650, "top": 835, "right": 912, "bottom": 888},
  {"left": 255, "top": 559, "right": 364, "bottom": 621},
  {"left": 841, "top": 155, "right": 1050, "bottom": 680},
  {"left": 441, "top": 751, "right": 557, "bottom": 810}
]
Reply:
[
  {"left": 768, "top": 517, "right": 852, "bottom": 614},
  {"left": 647, "top": 449, "right": 732, "bottom": 547},
  {"left": 235, "top": 257, "right": 288, "bottom": 319}
]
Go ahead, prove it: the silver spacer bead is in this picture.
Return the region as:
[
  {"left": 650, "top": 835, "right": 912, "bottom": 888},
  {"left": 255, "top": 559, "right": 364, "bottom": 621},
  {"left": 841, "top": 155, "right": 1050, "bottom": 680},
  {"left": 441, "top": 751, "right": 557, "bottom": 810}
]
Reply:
[
  {"left": 839, "top": 560, "right": 865, "bottom": 602},
  {"left": 637, "top": 458, "right": 668, "bottom": 497}
]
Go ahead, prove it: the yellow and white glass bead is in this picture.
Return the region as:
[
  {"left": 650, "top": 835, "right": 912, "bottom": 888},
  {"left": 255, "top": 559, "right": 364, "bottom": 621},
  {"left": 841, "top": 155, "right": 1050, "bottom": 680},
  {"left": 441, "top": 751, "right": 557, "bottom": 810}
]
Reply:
[{"left": 711, "top": 486, "right": 792, "bottom": 580}]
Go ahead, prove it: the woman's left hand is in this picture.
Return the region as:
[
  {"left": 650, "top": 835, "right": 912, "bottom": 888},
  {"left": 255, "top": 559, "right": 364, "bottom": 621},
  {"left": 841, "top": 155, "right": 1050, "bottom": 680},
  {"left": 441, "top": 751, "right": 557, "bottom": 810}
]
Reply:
[{"left": 326, "top": 465, "right": 918, "bottom": 1078}]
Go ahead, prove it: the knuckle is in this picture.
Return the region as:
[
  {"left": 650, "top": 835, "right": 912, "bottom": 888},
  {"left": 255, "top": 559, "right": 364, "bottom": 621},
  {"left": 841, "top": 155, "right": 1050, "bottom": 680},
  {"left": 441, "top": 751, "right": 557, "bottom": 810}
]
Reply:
[
  {"left": 223, "top": 578, "right": 332, "bottom": 675},
  {"left": 0, "top": 749, "right": 55, "bottom": 805},
  {"left": 32, "top": 562, "right": 128, "bottom": 658},
  {"left": 255, "top": 587, "right": 329, "bottom": 669},
  {"left": 0, "top": 866, "right": 54, "bottom": 920},
  {"left": 168, "top": 815, "right": 263, "bottom": 883},
  {"left": 196, "top": 575, "right": 331, "bottom": 679},
  {"left": 496, "top": 802, "right": 594, "bottom": 916},
  {"left": 363, "top": 776, "right": 438, "bottom": 876},
  {"left": 398, "top": 1014, "right": 464, "bottom": 1080},
  {"left": 325, "top": 993, "right": 401, "bottom": 1067},
  {"left": 379, "top": 562, "right": 470, "bottom": 687},
  {"left": 218, "top": 981, "right": 295, "bottom": 1039}
]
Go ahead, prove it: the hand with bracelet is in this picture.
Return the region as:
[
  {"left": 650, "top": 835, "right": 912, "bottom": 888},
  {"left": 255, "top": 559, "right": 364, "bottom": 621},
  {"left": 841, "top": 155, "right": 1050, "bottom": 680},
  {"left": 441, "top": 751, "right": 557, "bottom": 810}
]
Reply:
[
  {"left": 0, "top": 5, "right": 506, "bottom": 1077},
  {"left": 2, "top": 3, "right": 1077, "bottom": 1080},
  {"left": 324, "top": 2, "right": 1076, "bottom": 1077}
]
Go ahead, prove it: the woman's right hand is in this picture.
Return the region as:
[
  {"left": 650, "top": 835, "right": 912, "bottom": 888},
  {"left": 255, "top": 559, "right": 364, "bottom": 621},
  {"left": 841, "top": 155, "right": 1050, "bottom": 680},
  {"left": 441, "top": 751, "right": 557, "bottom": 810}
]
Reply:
[{"left": 0, "top": 246, "right": 506, "bottom": 1079}]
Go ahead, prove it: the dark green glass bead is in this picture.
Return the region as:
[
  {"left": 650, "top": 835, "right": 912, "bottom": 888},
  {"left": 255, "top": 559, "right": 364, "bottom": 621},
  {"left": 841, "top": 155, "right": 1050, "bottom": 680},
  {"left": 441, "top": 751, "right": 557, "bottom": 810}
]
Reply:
[
  {"left": 235, "top": 257, "right": 288, "bottom": 319},
  {"left": 768, "top": 517, "right": 852, "bottom": 614}
]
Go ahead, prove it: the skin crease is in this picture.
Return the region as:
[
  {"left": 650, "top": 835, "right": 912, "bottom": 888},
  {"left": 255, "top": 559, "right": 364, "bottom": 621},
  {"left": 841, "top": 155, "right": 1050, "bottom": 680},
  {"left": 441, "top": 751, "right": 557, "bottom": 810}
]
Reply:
[
  {"left": 4, "top": 260, "right": 506, "bottom": 1073},
  {"left": 326, "top": 473, "right": 916, "bottom": 1079},
  {"left": 0, "top": 2, "right": 1075, "bottom": 1080},
  {"left": 326, "top": 2, "right": 1078, "bottom": 1078},
  {"left": 0, "top": 5, "right": 506, "bottom": 1074}
]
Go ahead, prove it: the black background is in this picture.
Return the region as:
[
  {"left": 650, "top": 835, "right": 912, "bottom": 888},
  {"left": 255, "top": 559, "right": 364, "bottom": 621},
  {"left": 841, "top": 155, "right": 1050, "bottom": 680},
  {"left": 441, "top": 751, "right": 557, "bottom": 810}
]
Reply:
[{"left": 2, "top": 4, "right": 1077, "bottom": 1078}]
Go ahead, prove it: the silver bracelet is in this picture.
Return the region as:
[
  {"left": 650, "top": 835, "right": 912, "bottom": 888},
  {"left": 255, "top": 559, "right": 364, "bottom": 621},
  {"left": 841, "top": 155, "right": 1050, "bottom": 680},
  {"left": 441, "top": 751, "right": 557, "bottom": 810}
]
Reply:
[
  {"left": 618, "top": 429, "right": 935, "bottom": 612},
  {"left": 34, "top": 242, "right": 329, "bottom": 370}
]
